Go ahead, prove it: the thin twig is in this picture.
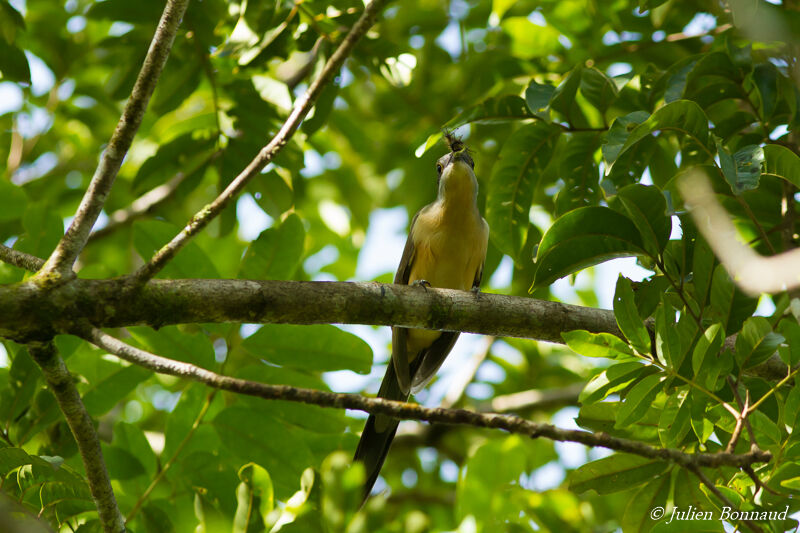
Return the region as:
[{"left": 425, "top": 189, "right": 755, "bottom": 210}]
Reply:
[
  {"left": 88, "top": 149, "right": 223, "bottom": 242},
  {"left": 127, "top": 390, "right": 215, "bottom": 521},
  {"left": 743, "top": 465, "right": 781, "bottom": 496},
  {"left": 131, "top": 0, "right": 391, "bottom": 284},
  {"left": 81, "top": 327, "right": 771, "bottom": 470},
  {"left": 39, "top": 0, "right": 190, "bottom": 279},
  {"left": 689, "top": 465, "right": 763, "bottom": 533},
  {"left": 28, "top": 342, "right": 125, "bottom": 533},
  {"left": 0, "top": 244, "right": 45, "bottom": 272},
  {"left": 441, "top": 336, "right": 494, "bottom": 408},
  {"left": 490, "top": 383, "right": 584, "bottom": 413}
]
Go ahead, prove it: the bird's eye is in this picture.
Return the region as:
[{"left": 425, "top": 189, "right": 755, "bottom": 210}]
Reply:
[{"left": 436, "top": 163, "right": 443, "bottom": 174}]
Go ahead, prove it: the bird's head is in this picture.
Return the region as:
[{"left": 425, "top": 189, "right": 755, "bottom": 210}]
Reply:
[{"left": 435, "top": 132, "right": 477, "bottom": 200}]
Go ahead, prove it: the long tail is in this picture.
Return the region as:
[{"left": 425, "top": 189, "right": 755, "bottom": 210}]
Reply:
[{"left": 353, "top": 361, "right": 409, "bottom": 502}]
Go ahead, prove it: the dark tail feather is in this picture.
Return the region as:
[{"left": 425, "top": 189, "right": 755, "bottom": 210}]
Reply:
[{"left": 353, "top": 361, "right": 409, "bottom": 503}]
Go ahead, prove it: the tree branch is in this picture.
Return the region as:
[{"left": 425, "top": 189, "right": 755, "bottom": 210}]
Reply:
[
  {"left": 0, "top": 244, "right": 44, "bottom": 272},
  {"left": 131, "top": 0, "right": 391, "bottom": 284},
  {"left": 88, "top": 149, "right": 222, "bottom": 242},
  {"left": 83, "top": 327, "right": 771, "bottom": 471},
  {"left": 689, "top": 465, "right": 763, "bottom": 533},
  {"left": 679, "top": 172, "right": 800, "bottom": 295},
  {"left": 27, "top": 342, "right": 125, "bottom": 533},
  {"left": 0, "top": 278, "right": 622, "bottom": 344},
  {"left": 490, "top": 383, "right": 584, "bottom": 413},
  {"left": 39, "top": 0, "right": 190, "bottom": 279},
  {"left": 0, "top": 260, "right": 789, "bottom": 381}
]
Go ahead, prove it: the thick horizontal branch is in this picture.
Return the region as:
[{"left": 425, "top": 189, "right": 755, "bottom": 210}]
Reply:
[
  {"left": 0, "top": 278, "right": 621, "bottom": 344},
  {"left": 86, "top": 328, "right": 771, "bottom": 470}
]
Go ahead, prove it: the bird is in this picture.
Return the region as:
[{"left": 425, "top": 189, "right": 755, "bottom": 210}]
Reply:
[{"left": 353, "top": 133, "right": 489, "bottom": 502}]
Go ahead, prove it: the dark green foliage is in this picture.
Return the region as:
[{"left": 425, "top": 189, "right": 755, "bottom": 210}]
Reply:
[{"left": 2, "top": 0, "right": 800, "bottom": 532}]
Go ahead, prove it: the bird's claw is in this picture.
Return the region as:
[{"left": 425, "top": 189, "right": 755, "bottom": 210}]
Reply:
[{"left": 412, "top": 279, "right": 432, "bottom": 291}]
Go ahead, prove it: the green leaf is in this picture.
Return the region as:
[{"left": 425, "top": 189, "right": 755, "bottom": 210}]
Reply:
[
  {"left": 128, "top": 326, "right": 216, "bottom": 370},
  {"left": 0, "top": 180, "right": 27, "bottom": 222},
  {"left": 569, "top": 453, "right": 669, "bottom": 494},
  {"left": 0, "top": 1, "right": 26, "bottom": 42},
  {"left": 692, "top": 234, "right": 715, "bottom": 310},
  {"left": 554, "top": 132, "right": 602, "bottom": 216},
  {"left": 0, "top": 40, "right": 30, "bottom": 83},
  {"left": 709, "top": 265, "right": 759, "bottom": 336},
  {"left": 735, "top": 316, "right": 784, "bottom": 369},
  {"left": 112, "top": 422, "right": 157, "bottom": 478},
  {"left": 242, "top": 324, "right": 372, "bottom": 373},
  {"left": 499, "top": 17, "right": 561, "bottom": 59},
  {"left": 39, "top": 479, "right": 95, "bottom": 519},
  {"left": 132, "top": 132, "right": 216, "bottom": 196},
  {"left": 239, "top": 213, "right": 305, "bottom": 280},
  {"left": 580, "top": 67, "right": 619, "bottom": 113},
  {"left": 234, "top": 463, "right": 275, "bottom": 533},
  {"left": 486, "top": 122, "right": 560, "bottom": 259},
  {"left": 603, "top": 111, "right": 650, "bottom": 166},
  {"left": 727, "top": 144, "right": 764, "bottom": 194},
  {"left": 524, "top": 80, "right": 555, "bottom": 112},
  {"left": 457, "top": 436, "right": 556, "bottom": 522},
  {"left": 562, "top": 330, "right": 636, "bottom": 361},
  {"left": 689, "top": 391, "right": 714, "bottom": 443},
  {"left": 692, "top": 323, "right": 724, "bottom": 376},
  {"left": 236, "top": 365, "right": 346, "bottom": 433},
  {"left": 577, "top": 401, "right": 660, "bottom": 442},
  {"left": 150, "top": 55, "right": 203, "bottom": 115},
  {"left": 753, "top": 63, "right": 779, "bottom": 119},
  {"left": 613, "top": 276, "right": 651, "bottom": 354},
  {"left": 213, "top": 406, "right": 313, "bottom": 499},
  {"left": 249, "top": 170, "right": 294, "bottom": 219},
  {"left": 102, "top": 444, "right": 146, "bottom": 480},
  {"left": 550, "top": 66, "right": 582, "bottom": 119},
  {"left": 447, "top": 95, "right": 533, "bottom": 127},
  {"left": 778, "top": 319, "right": 800, "bottom": 367},
  {"left": 0, "top": 447, "right": 40, "bottom": 474},
  {"left": 615, "top": 374, "right": 664, "bottom": 428},
  {"left": 81, "top": 364, "right": 152, "bottom": 416},
  {"left": 613, "top": 184, "right": 671, "bottom": 256},
  {"left": 132, "top": 219, "right": 220, "bottom": 279},
  {"left": 622, "top": 474, "right": 671, "bottom": 533},
  {"left": 533, "top": 207, "right": 645, "bottom": 287},
  {"left": 609, "top": 100, "right": 711, "bottom": 167},
  {"left": 749, "top": 410, "right": 781, "bottom": 448},
  {"left": 15, "top": 204, "right": 63, "bottom": 260},
  {"left": 302, "top": 81, "right": 339, "bottom": 137},
  {"left": 86, "top": 0, "right": 163, "bottom": 23},
  {"left": 580, "top": 362, "right": 645, "bottom": 404},
  {"left": 658, "top": 388, "right": 691, "bottom": 447},
  {"left": 762, "top": 144, "right": 800, "bottom": 189}
]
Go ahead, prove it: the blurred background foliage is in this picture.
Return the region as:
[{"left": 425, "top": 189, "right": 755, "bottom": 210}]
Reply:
[{"left": 3, "top": 0, "right": 800, "bottom": 531}]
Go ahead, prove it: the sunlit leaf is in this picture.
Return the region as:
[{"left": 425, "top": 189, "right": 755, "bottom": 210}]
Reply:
[
  {"left": 486, "top": 122, "right": 560, "bottom": 259},
  {"left": 533, "top": 207, "right": 645, "bottom": 287},
  {"left": 569, "top": 453, "right": 669, "bottom": 494},
  {"left": 242, "top": 324, "right": 372, "bottom": 373}
]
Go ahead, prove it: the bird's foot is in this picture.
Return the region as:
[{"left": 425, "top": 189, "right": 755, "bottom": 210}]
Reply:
[{"left": 412, "top": 279, "right": 431, "bottom": 291}]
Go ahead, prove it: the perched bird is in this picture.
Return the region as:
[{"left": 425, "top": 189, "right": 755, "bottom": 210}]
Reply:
[{"left": 354, "top": 134, "right": 489, "bottom": 501}]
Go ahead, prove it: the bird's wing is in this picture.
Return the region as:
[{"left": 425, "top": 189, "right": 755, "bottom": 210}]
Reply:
[
  {"left": 394, "top": 211, "right": 419, "bottom": 284},
  {"left": 391, "top": 211, "right": 419, "bottom": 394},
  {"left": 409, "top": 330, "right": 459, "bottom": 393}
]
